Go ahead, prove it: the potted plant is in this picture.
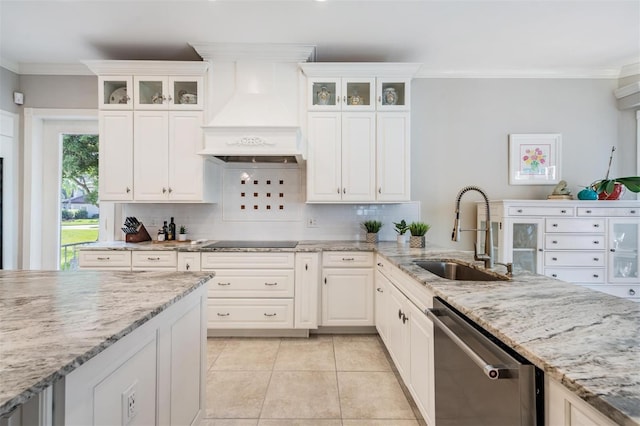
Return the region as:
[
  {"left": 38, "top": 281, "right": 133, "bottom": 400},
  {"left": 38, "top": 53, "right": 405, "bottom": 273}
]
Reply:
[
  {"left": 590, "top": 147, "right": 640, "bottom": 200},
  {"left": 408, "top": 221, "right": 431, "bottom": 248},
  {"left": 177, "top": 225, "right": 188, "bottom": 241},
  {"left": 362, "top": 220, "right": 383, "bottom": 243},
  {"left": 393, "top": 219, "right": 409, "bottom": 245}
]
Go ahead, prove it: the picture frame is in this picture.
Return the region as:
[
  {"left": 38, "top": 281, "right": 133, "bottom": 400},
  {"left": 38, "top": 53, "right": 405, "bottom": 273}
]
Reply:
[{"left": 509, "top": 133, "right": 562, "bottom": 185}]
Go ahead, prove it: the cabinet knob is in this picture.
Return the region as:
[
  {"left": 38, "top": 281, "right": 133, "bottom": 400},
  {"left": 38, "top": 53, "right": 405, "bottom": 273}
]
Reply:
[
  {"left": 631, "top": 210, "right": 637, "bottom": 214},
  {"left": 126, "top": 187, "right": 131, "bottom": 193},
  {"left": 398, "top": 309, "right": 403, "bottom": 319},
  {"left": 552, "top": 240, "right": 558, "bottom": 244},
  {"left": 552, "top": 223, "right": 558, "bottom": 227},
  {"left": 561, "top": 209, "right": 567, "bottom": 213},
  {"left": 162, "top": 187, "right": 167, "bottom": 194},
  {"left": 337, "top": 188, "right": 340, "bottom": 194},
  {"left": 186, "top": 263, "right": 190, "bottom": 270},
  {"left": 593, "top": 224, "right": 600, "bottom": 228},
  {"left": 376, "top": 288, "right": 384, "bottom": 293},
  {"left": 629, "top": 289, "right": 636, "bottom": 296},
  {"left": 593, "top": 258, "right": 599, "bottom": 262},
  {"left": 551, "top": 257, "right": 558, "bottom": 261},
  {"left": 343, "top": 96, "right": 347, "bottom": 103},
  {"left": 517, "top": 209, "right": 523, "bottom": 213},
  {"left": 324, "top": 277, "right": 327, "bottom": 284},
  {"left": 305, "top": 264, "right": 308, "bottom": 271},
  {"left": 593, "top": 240, "right": 600, "bottom": 245},
  {"left": 551, "top": 273, "right": 558, "bottom": 278},
  {"left": 402, "top": 313, "right": 408, "bottom": 324},
  {"left": 379, "top": 187, "right": 382, "bottom": 194},
  {"left": 586, "top": 210, "right": 592, "bottom": 214},
  {"left": 593, "top": 274, "right": 599, "bottom": 278},
  {"left": 610, "top": 249, "right": 616, "bottom": 252},
  {"left": 343, "top": 188, "right": 346, "bottom": 194},
  {"left": 168, "top": 187, "right": 173, "bottom": 193},
  {"left": 538, "top": 249, "right": 543, "bottom": 252},
  {"left": 377, "top": 262, "right": 384, "bottom": 267},
  {"left": 167, "top": 95, "right": 173, "bottom": 102}
]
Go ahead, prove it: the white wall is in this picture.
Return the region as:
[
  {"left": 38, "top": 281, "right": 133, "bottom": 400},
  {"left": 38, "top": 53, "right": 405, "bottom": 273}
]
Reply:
[{"left": 411, "top": 78, "right": 636, "bottom": 249}]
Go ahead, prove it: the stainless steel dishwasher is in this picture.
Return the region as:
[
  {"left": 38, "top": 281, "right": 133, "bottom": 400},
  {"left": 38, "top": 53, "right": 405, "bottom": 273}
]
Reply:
[{"left": 426, "top": 298, "right": 543, "bottom": 426}]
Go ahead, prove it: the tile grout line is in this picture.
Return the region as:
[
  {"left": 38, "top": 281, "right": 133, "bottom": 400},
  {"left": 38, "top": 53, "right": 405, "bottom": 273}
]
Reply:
[{"left": 256, "top": 337, "right": 282, "bottom": 423}]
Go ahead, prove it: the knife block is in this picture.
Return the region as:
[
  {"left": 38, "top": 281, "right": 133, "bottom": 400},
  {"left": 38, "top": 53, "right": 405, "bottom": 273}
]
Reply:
[{"left": 125, "top": 224, "right": 152, "bottom": 243}]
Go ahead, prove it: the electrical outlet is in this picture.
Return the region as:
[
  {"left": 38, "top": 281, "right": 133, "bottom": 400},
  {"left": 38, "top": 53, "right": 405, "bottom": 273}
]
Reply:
[
  {"left": 122, "top": 382, "right": 137, "bottom": 425},
  {"left": 307, "top": 217, "right": 318, "bottom": 227}
]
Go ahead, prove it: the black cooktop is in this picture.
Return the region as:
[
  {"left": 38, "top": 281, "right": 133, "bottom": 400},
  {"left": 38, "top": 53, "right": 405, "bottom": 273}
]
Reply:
[{"left": 203, "top": 240, "right": 298, "bottom": 249}]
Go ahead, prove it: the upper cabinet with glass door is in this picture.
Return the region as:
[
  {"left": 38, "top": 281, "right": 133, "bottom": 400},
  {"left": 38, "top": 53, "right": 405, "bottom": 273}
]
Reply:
[
  {"left": 134, "top": 76, "right": 204, "bottom": 110},
  {"left": 99, "top": 76, "right": 133, "bottom": 110},
  {"left": 377, "top": 78, "right": 410, "bottom": 111},
  {"left": 307, "top": 77, "right": 375, "bottom": 111}
]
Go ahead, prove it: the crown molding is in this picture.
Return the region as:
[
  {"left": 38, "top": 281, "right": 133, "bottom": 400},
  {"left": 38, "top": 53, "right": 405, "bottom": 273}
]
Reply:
[
  {"left": 614, "top": 81, "right": 640, "bottom": 100},
  {"left": 0, "top": 58, "right": 20, "bottom": 74},
  {"left": 82, "top": 60, "right": 209, "bottom": 76},
  {"left": 413, "top": 67, "right": 621, "bottom": 79},
  {"left": 619, "top": 62, "right": 640, "bottom": 78},
  {"left": 299, "top": 62, "right": 421, "bottom": 77},
  {"left": 190, "top": 42, "right": 316, "bottom": 62}
]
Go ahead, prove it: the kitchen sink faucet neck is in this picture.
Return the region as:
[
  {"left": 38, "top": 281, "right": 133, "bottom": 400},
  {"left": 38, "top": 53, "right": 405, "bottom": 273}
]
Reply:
[{"left": 452, "top": 185, "right": 493, "bottom": 269}]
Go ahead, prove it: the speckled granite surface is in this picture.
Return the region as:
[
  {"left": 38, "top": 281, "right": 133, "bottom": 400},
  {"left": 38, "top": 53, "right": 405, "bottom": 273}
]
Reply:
[
  {"left": 78, "top": 239, "right": 639, "bottom": 425},
  {"left": 0, "top": 270, "right": 213, "bottom": 416}
]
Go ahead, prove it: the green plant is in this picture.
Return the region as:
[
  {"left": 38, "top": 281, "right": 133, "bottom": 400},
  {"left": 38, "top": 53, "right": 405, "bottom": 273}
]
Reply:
[
  {"left": 179, "top": 225, "right": 187, "bottom": 234},
  {"left": 393, "top": 219, "right": 408, "bottom": 235},
  {"left": 590, "top": 146, "right": 640, "bottom": 195},
  {"left": 409, "top": 221, "right": 431, "bottom": 236},
  {"left": 362, "top": 220, "right": 383, "bottom": 233}
]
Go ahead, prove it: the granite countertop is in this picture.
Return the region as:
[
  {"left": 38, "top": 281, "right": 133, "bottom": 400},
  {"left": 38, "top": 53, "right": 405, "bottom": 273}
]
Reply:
[
  {"left": 0, "top": 270, "right": 213, "bottom": 416},
  {"left": 77, "top": 239, "right": 639, "bottom": 425}
]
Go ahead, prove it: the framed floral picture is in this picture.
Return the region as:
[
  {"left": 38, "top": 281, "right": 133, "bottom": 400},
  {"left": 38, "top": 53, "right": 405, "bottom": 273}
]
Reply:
[{"left": 509, "top": 133, "right": 562, "bottom": 185}]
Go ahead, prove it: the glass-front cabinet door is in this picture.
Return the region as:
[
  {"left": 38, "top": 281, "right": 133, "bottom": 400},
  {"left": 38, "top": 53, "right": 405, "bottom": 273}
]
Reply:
[
  {"left": 134, "top": 76, "right": 168, "bottom": 109},
  {"left": 342, "top": 78, "right": 375, "bottom": 111},
  {"left": 308, "top": 78, "right": 341, "bottom": 110},
  {"left": 98, "top": 76, "right": 132, "bottom": 110},
  {"left": 506, "top": 219, "right": 544, "bottom": 274},
  {"left": 608, "top": 218, "right": 639, "bottom": 283},
  {"left": 170, "top": 76, "right": 203, "bottom": 109},
  {"left": 376, "top": 78, "right": 410, "bottom": 111}
]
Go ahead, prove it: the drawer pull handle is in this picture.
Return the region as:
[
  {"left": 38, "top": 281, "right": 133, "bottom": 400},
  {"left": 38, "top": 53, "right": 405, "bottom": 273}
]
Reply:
[
  {"left": 593, "top": 241, "right": 600, "bottom": 244},
  {"left": 97, "top": 257, "right": 110, "bottom": 260},
  {"left": 629, "top": 289, "right": 636, "bottom": 296},
  {"left": 377, "top": 262, "right": 383, "bottom": 267},
  {"left": 593, "top": 257, "right": 599, "bottom": 261},
  {"left": 631, "top": 210, "right": 637, "bottom": 214},
  {"left": 517, "top": 209, "right": 523, "bottom": 213},
  {"left": 551, "top": 257, "right": 558, "bottom": 261},
  {"left": 552, "top": 240, "right": 558, "bottom": 244},
  {"left": 264, "top": 313, "right": 277, "bottom": 317},
  {"left": 398, "top": 309, "right": 404, "bottom": 319},
  {"left": 147, "top": 257, "right": 161, "bottom": 261},
  {"left": 217, "top": 282, "right": 231, "bottom": 286},
  {"left": 593, "top": 224, "right": 600, "bottom": 228},
  {"left": 305, "top": 264, "right": 308, "bottom": 271},
  {"left": 586, "top": 210, "right": 592, "bottom": 213},
  {"left": 610, "top": 249, "right": 616, "bottom": 253},
  {"left": 217, "top": 313, "right": 230, "bottom": 317},
  {"left": 186, "top": 263, "right": 190, "bottom": 270},
  {"left": 264, "top": 282, "right": 278, "bottom": 286},
  {"left": 552, "top": 223, "right": 558, "bottom": 227},
  {"left": 342, "top": 257, "right": 355, "bottom": 261},
  {"left": 376, "top": 288, "right": 384, "bottom": 293},
  {"left": 593, "top": 274, "right": 599, "bottom": 278},
  {"left": 551, "top": 274, "right": 558, "bottom": 278},
  {"left": 561, "top": 209, "right": 567, "bottom": 213}
]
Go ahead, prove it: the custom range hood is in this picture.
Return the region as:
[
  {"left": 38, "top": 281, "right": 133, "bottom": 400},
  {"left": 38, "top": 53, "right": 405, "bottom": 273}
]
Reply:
[{"left": 190, "top": 43, "right": 316, "bottom": 163}]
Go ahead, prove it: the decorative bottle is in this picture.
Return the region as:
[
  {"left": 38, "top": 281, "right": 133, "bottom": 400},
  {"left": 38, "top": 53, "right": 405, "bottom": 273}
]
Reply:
[
  {"left": 168, "top": 217, "right": 176, "bottom": 241},
  {"left": 162, "top": 221, "right": 168, "bottom": 241}
]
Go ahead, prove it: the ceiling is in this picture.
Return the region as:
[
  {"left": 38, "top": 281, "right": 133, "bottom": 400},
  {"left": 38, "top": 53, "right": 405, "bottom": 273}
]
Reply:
[{"left": 0, "top": 0, "right": 638, "bottom": 78}]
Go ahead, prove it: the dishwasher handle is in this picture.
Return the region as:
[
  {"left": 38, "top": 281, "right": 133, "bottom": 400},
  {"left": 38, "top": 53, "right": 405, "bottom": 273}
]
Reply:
[{"left": 426, "top": 308, "right": 518, "bottom": 380}]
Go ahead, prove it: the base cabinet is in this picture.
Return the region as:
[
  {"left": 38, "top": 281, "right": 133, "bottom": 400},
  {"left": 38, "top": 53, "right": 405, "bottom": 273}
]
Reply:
[
  {"left": 375, "top": 255, "right": 435, "bottom": 426},
  {"left": 62, "top": 285, "right": 206, "bottom": 426},
  {"left": 546, "top": 377, "right": 617, "bottom": 426},
  {"left": 321, "top": 251, "right": 374, "bottom": 326}
]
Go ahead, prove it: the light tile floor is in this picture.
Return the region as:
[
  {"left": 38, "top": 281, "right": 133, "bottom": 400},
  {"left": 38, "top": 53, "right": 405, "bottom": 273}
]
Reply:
[{"left": 202, "top": 334, "right": 427, "bottom": 426}]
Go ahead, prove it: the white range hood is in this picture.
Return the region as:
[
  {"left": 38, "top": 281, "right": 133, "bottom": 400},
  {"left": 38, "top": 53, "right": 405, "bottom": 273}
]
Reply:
[{"left": 190, "top": 43, "right": 316, "bottom": 163}]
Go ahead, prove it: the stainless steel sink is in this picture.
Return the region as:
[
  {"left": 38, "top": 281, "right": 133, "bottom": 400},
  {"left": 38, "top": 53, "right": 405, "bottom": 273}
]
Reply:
[{"left": 414, "top": 260, "right": 509, "bottom": 281}]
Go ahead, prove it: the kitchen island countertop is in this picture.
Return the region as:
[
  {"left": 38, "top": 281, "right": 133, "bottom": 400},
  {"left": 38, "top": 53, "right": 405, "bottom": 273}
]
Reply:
[{"left": 0, "top": 270, "right": 213, "bottom": 416}]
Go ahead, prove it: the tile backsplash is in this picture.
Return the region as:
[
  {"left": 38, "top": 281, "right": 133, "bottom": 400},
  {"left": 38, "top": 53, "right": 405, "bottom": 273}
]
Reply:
[{"left": 121, "top": 164, "right": 420, "bottom": 241}]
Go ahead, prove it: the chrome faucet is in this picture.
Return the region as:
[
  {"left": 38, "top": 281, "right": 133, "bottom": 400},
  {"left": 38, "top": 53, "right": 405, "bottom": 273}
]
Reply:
[{"left": 451, "top": 186, "right": 494, "bottom": 269}]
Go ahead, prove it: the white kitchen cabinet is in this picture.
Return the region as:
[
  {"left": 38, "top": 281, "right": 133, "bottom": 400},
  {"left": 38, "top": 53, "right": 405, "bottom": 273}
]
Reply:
[
  {"left": 295, "top": 252, "right": 320, "bottom": 329},
  {"left": 98, "top": 111, "right": 134, "bottom": 201},
  {"left": 480, "top": 200, "right": 640, "bottom": 301},
  {"left": 78, "top": 250, "right": 132, "bottom": 270},
  {"left": 85, "top": 60, "right": 215, "bottom": 203},
  {"left": 321, "top": 251, "right": 374, "bottom": 326},
  {"left": 301, "top": 63, "right": 419, "bottom": 204},
  {"left": 307, "top": 112, "right": 376, "bottom": 202},
  {"left": 131, "top": 251, "right": 177, "bottom": 271},
  {"left": 376, "top": 112, "right": 411, "bottom": 201},
  {"left": 133, "top": 111, "right": 209, "bottom": 201},
  {"left": 202, "top": 252, "right": 296, "bottom": 329},
  {"left": 374, "top": 255, "right": 435, "bottom": 426},
  {"left": 177, "top": 252, "right": 201, "bottom": 272},
  {"left": 546, "top": 377, "right": 617, "bottom": 426},
  {"left": 134, "top": 75, "right": 204, "bottom": 110}
]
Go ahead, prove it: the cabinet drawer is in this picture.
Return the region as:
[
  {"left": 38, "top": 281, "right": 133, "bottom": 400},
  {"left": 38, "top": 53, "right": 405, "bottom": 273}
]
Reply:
[
  {"left": 79, "top": 251, "right": 132, "bottom": 268},
  {"left": 580, "top": 284, "right": 639, "bottom": 300},
  {"left": 577, "top": 207, "right": 640, "bottom": 217},
  {"left": 177, "top": 252, "right": 201, "bottom": 272},
  {"left": 544, "top": 251, "right": 605, "bottom": 267},
  {"left": 508, "top": 206, "right": 573, "bottom": 216},
  {"left": 207, "top": 299, "right": 294, "bottom": 328},
  {"left": 208, "top": 270, "right": 294, "bottom": 298},
  {"left": 132, "top": 251, "right": 177, "bottom": 269},
  {"left": 323, "top": 251, "right": 374, "bottom": 267},
  {"left": 201, "top": 252, "right": 295, "bottom": 269},
  {"left": 545, "top": 219, "right": 605, "bottom": 233},
  {"left": 544, "top": 235, "right": 605, "bottom": 250},
  {"left": 545, "top": 268, "right": 605, "bottom": 283}
]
